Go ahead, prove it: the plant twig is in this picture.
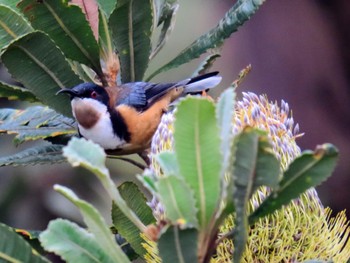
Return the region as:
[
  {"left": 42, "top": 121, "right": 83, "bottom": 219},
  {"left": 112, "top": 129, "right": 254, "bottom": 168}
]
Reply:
[{"left": 107, "top": 155, "right": 147, "bottom": 170}]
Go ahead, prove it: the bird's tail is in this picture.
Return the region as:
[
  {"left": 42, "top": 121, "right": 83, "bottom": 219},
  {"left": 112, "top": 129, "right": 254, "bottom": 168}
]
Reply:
[{"left": 184, "top": 71, "right": 222, "bottom": 93}]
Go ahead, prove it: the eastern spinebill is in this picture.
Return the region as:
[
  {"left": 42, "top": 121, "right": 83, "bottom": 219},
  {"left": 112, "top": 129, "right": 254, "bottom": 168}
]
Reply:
[{"left": 57, "top": 72, "right": 222, "bottom": 155}]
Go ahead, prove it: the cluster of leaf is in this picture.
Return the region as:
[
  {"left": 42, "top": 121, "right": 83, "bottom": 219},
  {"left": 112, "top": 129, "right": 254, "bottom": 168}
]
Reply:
[
  {"left": 0, "top": 0, "right": 341, "bottom": 262},
  {"left": 0, "top": 90, "right": 338, "bottom": 262},
  {"left": 0, "top": 0, "right": 264, "bottom": 166}
]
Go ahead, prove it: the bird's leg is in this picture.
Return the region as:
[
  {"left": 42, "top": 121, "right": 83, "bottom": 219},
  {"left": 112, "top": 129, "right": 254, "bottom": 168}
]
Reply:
[{"left": 138, "top": 150, "right": 151, "bottom": 166}]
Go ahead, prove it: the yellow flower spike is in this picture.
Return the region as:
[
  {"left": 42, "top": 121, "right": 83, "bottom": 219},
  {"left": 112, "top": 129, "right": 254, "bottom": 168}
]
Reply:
[{"left": 144, "top": 91, "right": 350, "bottom": 263}]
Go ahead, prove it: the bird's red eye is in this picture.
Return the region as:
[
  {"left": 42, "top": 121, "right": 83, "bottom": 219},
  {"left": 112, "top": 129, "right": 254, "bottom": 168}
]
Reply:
[{"left": 91, "top": 91, "right": 97, "bottom": 98}]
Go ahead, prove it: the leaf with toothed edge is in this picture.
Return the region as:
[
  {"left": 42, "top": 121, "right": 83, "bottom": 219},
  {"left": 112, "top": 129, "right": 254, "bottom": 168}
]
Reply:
[
  {"left": 18, "top": 0, "right": 104, "bottom": 81},
  {"left": 0, "top": 4, "right": 32, "bottom": 50},
  {"left": 156, "top": 175, "right": 198, "bottom": 227},
  {"left": 63, "top": 137, "right": 146, "bottom": 233},
  {"left": 191, "top": 53, "right": 221, "bottom": 77},
  {"left": 231, "top": 128, "right": 280, "bottom": 262},
  {"left": 0, "top": 144, "right": 65, "bottom": 167},
  {"left": 0, "top": 81, "right": 38, "bottom": 102},
  {"left": 216, "top": 87, "right": 235, "bottom": 176},
  {"left": 109, "top": 0, "right": 153, "bottom": 82},
  {"left": 0, "top": 106, "right": 76, "bottom": 145},
  {"left": 54, "top": 185, "right": 131, "bottom": 263},
  {"left": 40, "top": 219, "right": 116, "bottom": 263},
  {"left": 147, "top": 0, "right": 266, "bottom": 80},
  {"left": 0, "top": 222, "right": 49, "bottom": 263},
  {"left": 158, "top": 226, "right": 198, "bottom": 263},
  {"left": 1, "top": 31, "right": 82, "bottom": 117},
  {"left": 112, "top": 182, "right": 155, "bottom": 258},
  {"left": 174, "top": 97, "right": 222, "bottom": 229},
  {"left": 249, "top": 143, "right": 338, "bottom": 225},
  {"left": 150, "top": 0, "right": 179, "bottom": 59}
]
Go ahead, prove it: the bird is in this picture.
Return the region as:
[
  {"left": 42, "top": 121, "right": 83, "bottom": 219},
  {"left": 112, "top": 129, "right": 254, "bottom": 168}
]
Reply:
[{"left": 57, "top": 72, "right": 222, "bottom": 155}]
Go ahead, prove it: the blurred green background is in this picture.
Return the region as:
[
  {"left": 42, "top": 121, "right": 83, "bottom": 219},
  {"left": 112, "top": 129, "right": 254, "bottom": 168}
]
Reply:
[{"left": 1, "top": 0, "right": 350, "bottom": 230}]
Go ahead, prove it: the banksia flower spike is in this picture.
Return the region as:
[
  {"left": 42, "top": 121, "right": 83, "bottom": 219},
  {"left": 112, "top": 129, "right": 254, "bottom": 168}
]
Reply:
[{"left": 144, "top": 91, "right": 350, "bottom": 262}]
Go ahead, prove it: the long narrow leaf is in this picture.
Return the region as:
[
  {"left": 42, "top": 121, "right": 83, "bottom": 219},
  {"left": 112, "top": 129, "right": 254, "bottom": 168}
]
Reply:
[
  {"left": 112, "top": 182, "right": 155, "bottom": 258},
  {"left": 216, "top": 87, "right": 235, "bottom": 176},
  {"left": 231, "top": 128, "right": 280, "bottom": 262},
  {"left": 147, "top": 0, "right": 265, "bottom": 80},
  {"left": 54, "top": 185, "right": 131, "bottom": 263},
  {"left": 174, "top": 97, "right": 221, "bottom": 229},
  {"left": 150, "top": 0, "right": 178, "bottom": 59},
  {"left": 0, "top": 144, "right": 65, "bottom": 167},
  {"left": 0, "top": 223, "right": 49, "bottom": 263},
  {"left": 0, "top": 4, "right": 32, "bottom": 50},
  {"left": 40, "top": 219, "right": 115, "bottom": 263},
  {"left": 191, "top": 53, "right": 221, "bottom": 77},
  {"left": 249, "top": 143, "right": 339, "bottom": 224},
  {"left": 156, "top": 175, "right": 198, "bottom": 227},
  {"left": 0, "top": 106, "right": 76, "bottom": 145},
  {"left": 0, "top": 81, "right": 37, "bottom": 102},
  {"left": 1, "top": 31, "right": 82, "bottom": 117},
  {"left": 63, "top": 137, "right": 146, "bottom": 232},
  {"left": 158, "top": 226, "right": 198, "bottom": 263},
  {"left": 18, "top": 0, "right": 104, "bottom": 81},
  {"left": 109, "top": 0, "right": 153, "bottom": 82}
]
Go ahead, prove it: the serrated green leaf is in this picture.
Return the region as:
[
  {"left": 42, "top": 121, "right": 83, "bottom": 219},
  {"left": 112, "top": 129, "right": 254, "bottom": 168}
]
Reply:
[
  {"left": 231, "top": 128, "right": 280, "bottom": 262},
  {"left": 174, "top": 97, "right": 221, "bottom": 229},
  {"left": 249, "top": 143, "right": 338, "bottom": 224},
  {"left": 0, "top": 106, "right": 76, "bottom": 145},
  {"left": 18, "top": 0, "right": 104, "bottom": 81},
  {"left": 40, "top": 219, "right": 115, "bottom": 263},
  {"left": 54, "top": 185, "right": 131, "bottom": 263},
  {"left": 0, "top": 4, "right": 32, "bottom": 50},
  {"left": 0, "top": 144, "right": 65, "bottom": 167},
  {"left": 112, "top": 182, "right": 155, "bottom": 258},
  {"left": 156, "top": 175, "right": 198, "bottom": 227},
  {"left": 0, "top": 81, "right": 38, "bottom": 102},
  {"left": 158, "top": 226, "right": 198, "bottom": 263},
  {"left": 109, "top": 0, "right": 153, "bottom": 82},
  {"left": 150, "top": 0, "right": 178, "bottom": 59},
  {"left": 191, "top": 53, "right": 221, "bottom": 77},
  {"left": 0, "top": 222, "right": 49, "bottom": 263},
  {"left": 216, "top": 87, "right": 235, "bottom": 175},
  {"left": 148, "top": 0, "right": 265, "bottom": 80},
  {"left": 63, "top": 137, "right": 146, "bottom": 232},
  {"left": 0, "top": 108, "right": 17, "bottom": 121},
  {"left": 1, "top": 31, "right": 81, "bottom": 117},
  {"left": 155, "top": 151, "right": 180, "bottom": 176},
  {"left": 96, "top": 0, "right": 116, "bottom": 18}
]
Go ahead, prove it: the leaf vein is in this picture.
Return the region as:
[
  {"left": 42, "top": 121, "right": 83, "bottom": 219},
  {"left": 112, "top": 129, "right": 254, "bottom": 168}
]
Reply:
[
  {"left": 43, "top": 1, "right": 98, "bottom": 70},
  {"left": 17, "top": 46, "right": 65, "bottom": 89}
]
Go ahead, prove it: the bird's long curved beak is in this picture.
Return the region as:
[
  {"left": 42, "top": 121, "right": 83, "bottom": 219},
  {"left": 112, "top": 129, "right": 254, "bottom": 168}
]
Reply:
[{"left": 56, "top": 88, "right": 79, "bottom": 97}]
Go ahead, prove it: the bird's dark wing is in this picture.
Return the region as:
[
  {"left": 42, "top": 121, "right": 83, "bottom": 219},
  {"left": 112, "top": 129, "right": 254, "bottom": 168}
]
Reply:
[
  {"left": 116, "top": 83, "right": 147, "bottom": 110},
  {"left": 117, "top": 81, "right": 181, "bottom": 111}
]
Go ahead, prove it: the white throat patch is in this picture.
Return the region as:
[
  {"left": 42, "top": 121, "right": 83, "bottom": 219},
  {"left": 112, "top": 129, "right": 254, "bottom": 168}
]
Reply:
[{"left": 71, "top": 98, "right": 126, "bottom": 149}]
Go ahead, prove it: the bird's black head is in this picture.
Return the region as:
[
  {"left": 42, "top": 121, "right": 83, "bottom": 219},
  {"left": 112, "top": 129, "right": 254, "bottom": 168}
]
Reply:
[{"left": 57, "top": 83, "right": 109, "bottom": 106}]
